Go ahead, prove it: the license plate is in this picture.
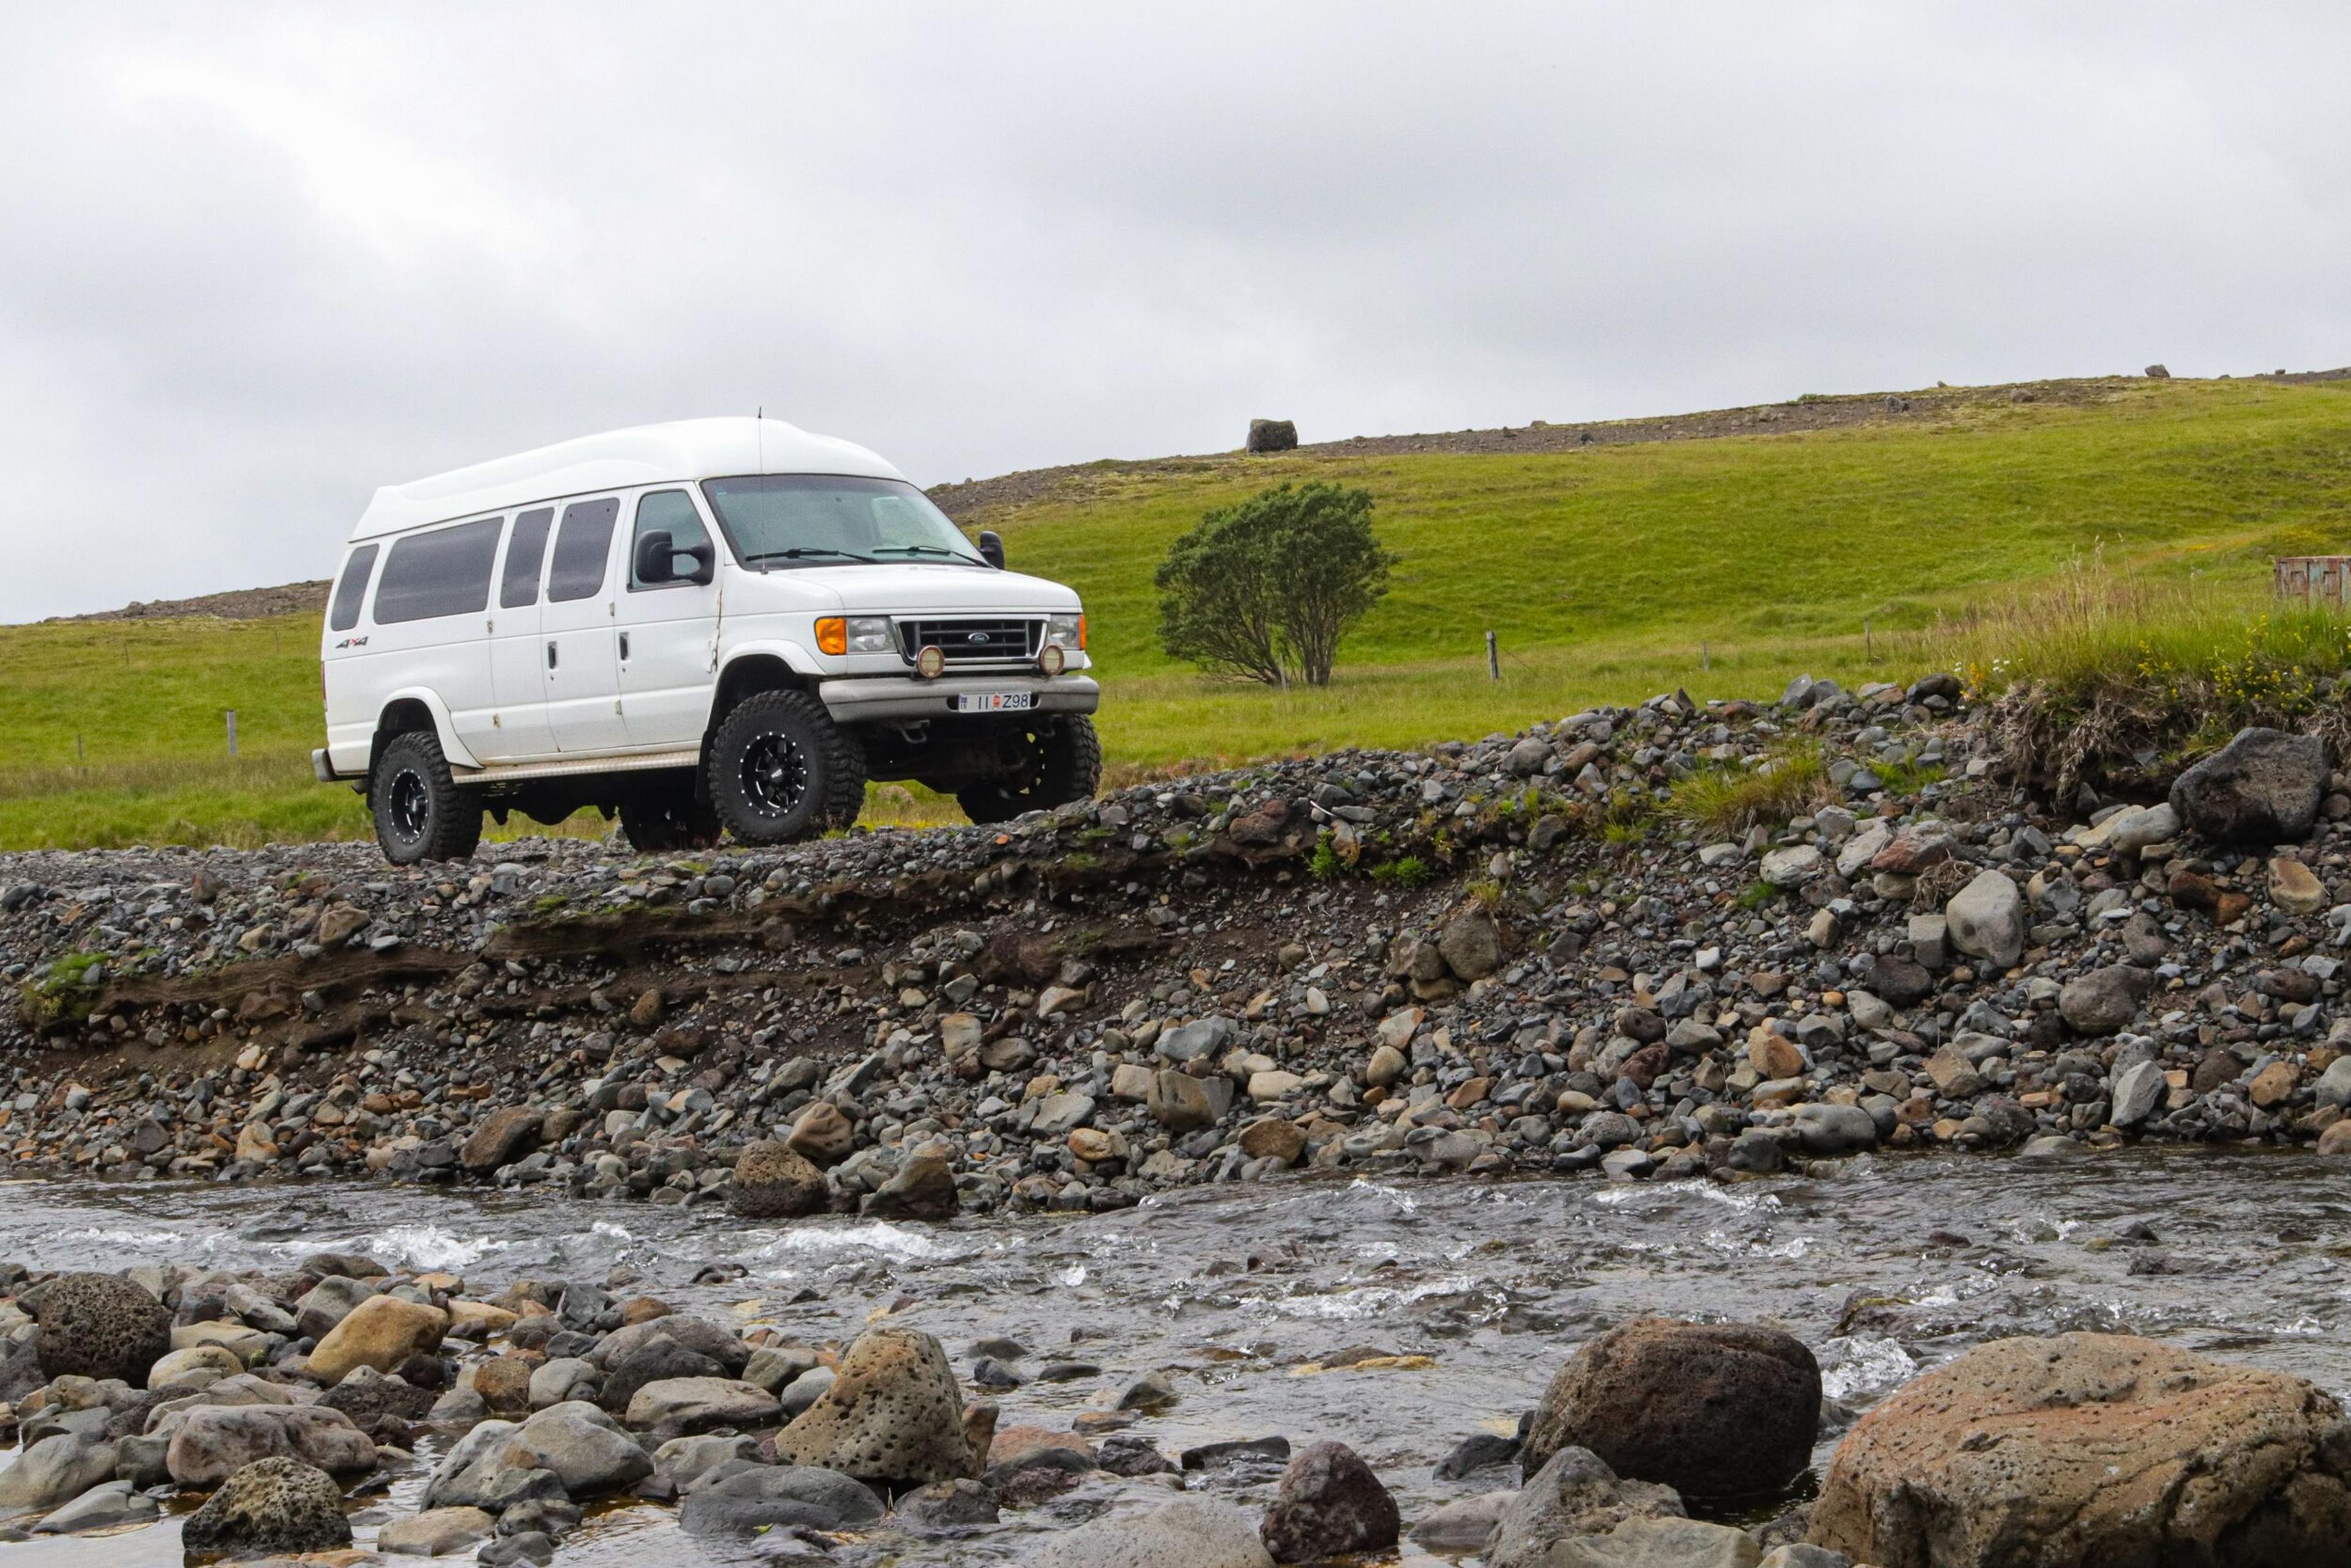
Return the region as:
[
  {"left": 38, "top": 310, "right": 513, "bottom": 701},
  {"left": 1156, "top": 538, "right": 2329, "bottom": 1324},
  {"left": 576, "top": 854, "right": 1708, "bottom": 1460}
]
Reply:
[{"left": 954, "top": 691, "right": 1033, "bottom": 713}]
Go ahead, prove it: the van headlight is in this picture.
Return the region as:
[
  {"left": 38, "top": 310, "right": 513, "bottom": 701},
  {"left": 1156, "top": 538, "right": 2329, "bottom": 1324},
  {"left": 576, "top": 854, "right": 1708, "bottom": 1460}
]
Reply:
[
  {"left": 847, "top": 617, "right": 894, "bottom": 654},
  {"left": 1044, "top": 613, "right": 1086, "bottom": 651}
]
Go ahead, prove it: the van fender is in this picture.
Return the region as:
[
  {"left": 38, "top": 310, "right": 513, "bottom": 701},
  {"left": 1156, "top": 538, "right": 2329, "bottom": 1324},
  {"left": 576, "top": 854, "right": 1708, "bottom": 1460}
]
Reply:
[
  {"left": 373, "top": 686, "right": 485, "bottom": 773},
  {"left": 702, "top": 640, "right": 828, "bottom": 740}
]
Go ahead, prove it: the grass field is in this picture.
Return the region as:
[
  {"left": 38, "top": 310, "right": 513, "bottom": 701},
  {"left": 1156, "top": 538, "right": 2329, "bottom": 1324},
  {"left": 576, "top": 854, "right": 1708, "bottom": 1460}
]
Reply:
[{"left": 6, "top": 375, "right": 2350, "bottom": 850}]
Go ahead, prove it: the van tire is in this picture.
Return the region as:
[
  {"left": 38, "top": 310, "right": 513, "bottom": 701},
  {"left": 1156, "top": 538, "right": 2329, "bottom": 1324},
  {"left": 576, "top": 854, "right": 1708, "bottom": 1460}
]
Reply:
[
  {"left": 707, "top": 690, "right": 867, "bottom": 844},
  {"left": 370, "top": 730, "right": 483, "bottom": 865},
  {"left": 958, "top": 715, "right": 1103, "bottom": 824},
  {"left": 618, "top": 789, "right": 722, "bottom": 853}
]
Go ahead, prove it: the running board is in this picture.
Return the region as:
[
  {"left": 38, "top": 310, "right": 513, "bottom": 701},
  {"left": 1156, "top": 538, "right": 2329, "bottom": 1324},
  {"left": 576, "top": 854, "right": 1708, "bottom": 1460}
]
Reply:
[{"left": 452, "top": 749, "right": 702, "bottom": 786}]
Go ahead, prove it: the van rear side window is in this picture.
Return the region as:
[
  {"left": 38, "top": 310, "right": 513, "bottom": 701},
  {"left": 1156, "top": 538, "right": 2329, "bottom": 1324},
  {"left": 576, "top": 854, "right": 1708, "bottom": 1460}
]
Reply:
[
  {"left": 372, "top": 517, "right": 503, "bottom": 625},
  {"left": 329, "top": 544, "right": 378, "bottom": 632},
  {"left": 501, "top": 507, "right": 554, "bottom": 608},
  {"left": 547, "top": 498, "right": 620, "bottom": 602}
]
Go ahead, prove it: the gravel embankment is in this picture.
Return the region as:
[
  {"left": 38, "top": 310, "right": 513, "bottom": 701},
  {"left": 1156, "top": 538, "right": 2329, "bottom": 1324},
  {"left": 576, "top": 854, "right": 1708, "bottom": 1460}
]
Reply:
[{"left": 6, "top": 674, "right": 2350, "bottom": 1215}]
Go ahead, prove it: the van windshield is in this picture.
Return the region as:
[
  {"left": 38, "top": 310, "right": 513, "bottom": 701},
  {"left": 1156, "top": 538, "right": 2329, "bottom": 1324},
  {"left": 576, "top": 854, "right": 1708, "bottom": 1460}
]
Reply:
[{"left": 702, "top": 475, "right": 986, "bottom": 569}]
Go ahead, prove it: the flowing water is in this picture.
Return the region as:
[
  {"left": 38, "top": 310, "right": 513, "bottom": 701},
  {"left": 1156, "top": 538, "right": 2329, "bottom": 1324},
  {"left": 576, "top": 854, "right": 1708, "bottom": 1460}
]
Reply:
[{"left": 3, "top": 1148, "right": 2347, "bottom": 1564}]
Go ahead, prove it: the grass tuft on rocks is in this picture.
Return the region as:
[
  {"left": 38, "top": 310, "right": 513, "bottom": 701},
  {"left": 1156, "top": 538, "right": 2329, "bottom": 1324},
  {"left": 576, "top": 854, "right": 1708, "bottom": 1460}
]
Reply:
[{"left": 1670, "top": 743, "right": 1835, "bottom": 838}]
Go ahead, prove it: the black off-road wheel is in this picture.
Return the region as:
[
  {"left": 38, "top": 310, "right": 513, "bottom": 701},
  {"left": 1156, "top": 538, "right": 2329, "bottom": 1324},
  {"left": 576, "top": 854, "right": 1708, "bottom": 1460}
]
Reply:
[
  {"left": 957, "top": 715, "right": 1103, "bottom": 825},
  {"left": 370, "top": 730, "right": 484, "bottom": 865},
  {"left": 706, "top": 690, "right": 868, "bottom": 844},
  {"left": 618, "top": 782, "right": 723, "bottom": 853}
]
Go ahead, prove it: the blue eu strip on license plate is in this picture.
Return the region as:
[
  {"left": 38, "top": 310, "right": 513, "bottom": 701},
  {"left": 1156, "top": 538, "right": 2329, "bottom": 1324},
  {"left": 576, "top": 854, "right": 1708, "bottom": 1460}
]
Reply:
[{"left": 954, "top": 692, "right": 1033, "bottom": 713}]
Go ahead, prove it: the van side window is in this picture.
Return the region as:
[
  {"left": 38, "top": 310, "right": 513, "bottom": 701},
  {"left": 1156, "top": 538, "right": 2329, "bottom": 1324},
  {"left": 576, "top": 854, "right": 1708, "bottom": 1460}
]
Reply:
[
  {"left": 328, "top": 543, "right": 379, "bottom": 632},
  {"left": 547, "top": 498, "right": 620, "bottom": 602},
  {"left": 372, "top": 518, "right": 502, "bottom": 625},
  {"left": 630, "top": 490, "right": 711, "bottom": 590},
  {"left": 501, "top": 507, "right": 555, "bottom": 608}
]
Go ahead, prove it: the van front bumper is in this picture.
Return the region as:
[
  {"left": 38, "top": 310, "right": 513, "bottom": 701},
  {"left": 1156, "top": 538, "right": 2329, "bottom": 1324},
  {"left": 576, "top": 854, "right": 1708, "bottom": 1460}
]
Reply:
[
  {"left": 312, "top": 748, "right": 345, "bottom": 784},
  {"left": 817, "top": 673, "right": 1100, "bottom": 724}
]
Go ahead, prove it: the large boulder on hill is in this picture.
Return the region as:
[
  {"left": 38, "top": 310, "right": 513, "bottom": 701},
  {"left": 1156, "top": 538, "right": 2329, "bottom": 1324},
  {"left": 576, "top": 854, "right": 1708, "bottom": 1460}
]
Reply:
[
  {"left": 306, "top": 1293, "right": 446, "bottom": 1383},
  {"left": 2170, "top": 727, "right": 2327, "bottom": 847},
  {"left": 1245, "top": 419, "right": 1298, "bottom": 454},
  {"left": 28, "top": 1272, "right": 170, "bottom": 1386},
  {"left": 768, "top": 1327, "right": 971, "bottom": 1485},
  {"left": 1521, "top": 1318, "right": 1820, "bottom": 1497},
  {"left": 727, "top": 1140, "right": 828, "bottom": 1218},
  {"left": 178, "top": 1455, "right": 353, "bottom": 1555},
  {"left": 1810, "top": 1332, "right": 2351, "bottom": 1568}
]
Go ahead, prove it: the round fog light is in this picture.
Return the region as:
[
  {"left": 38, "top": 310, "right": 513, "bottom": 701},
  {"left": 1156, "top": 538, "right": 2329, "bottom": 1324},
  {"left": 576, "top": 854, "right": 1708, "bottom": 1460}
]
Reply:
[
  {"left": 1038, "top": 643, "right": 1066, "bottom": 676},
  {"left": 915, "top": 644, "right": 946, "bottom": 679}
]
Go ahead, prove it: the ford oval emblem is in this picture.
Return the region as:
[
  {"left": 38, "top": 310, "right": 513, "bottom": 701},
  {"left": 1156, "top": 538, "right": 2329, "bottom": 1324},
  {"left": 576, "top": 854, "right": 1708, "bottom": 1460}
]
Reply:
[{"left": 967, "top": 632, "right": 989, "bottom": 643}]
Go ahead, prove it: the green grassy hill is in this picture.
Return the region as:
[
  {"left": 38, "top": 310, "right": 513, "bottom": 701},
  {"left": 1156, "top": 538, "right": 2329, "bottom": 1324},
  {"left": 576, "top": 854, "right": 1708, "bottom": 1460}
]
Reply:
[{"left": 6, "top": 375, "right": 2349, "bottom": 850}]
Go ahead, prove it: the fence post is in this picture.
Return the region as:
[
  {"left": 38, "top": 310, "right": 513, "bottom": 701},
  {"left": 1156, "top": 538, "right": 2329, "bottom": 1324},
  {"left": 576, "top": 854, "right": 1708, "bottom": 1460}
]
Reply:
[
  {"left": 1701, "top": 640, "right": 1710, "bottom": 672},
  {"left": 1486, "top": 631, "right": 1499, "bottom": 680},
  {"left": 226, "top": 710, "right": 238, "bottom": 758},
  {"left": 1864, "top": 619, "right": 1874, "bottom": 660}
]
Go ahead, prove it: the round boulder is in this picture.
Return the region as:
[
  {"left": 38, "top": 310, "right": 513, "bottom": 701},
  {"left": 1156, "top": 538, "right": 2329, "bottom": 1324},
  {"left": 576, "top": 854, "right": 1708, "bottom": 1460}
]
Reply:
[
  {"left": 768, "top": 1327, "right": 971, "bottom": 1485},
  {"left": 2058, "top": 965, "right": 2148, "bottom": 1035},
  {"left": 2170, "top": 727, "right": 2327, "bottom": 847},
  {"left": 30, "top": 1272, "right": 170, "bottom": 1386},
  {"left": 1810, "top": 1331, "right": 2351, "bottom": 1568},
  {"left": 178, "top": 1455, "right": 353, "bottom": 1556},
  {"left": 1259, "top": 1441, "right": 1400, "bottom": 1562},
  {"left": 1521, "top": 1318, "right": 1821, "bottom": 1497},
  {"left": 728, "top": 1140, "right": 828, "bottom": 1219}
]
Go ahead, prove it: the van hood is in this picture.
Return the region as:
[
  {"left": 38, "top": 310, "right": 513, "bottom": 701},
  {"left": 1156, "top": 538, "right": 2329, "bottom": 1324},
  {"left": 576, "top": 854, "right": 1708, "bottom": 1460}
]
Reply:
[{"left": 734, "top": 563, "right": 1080, "bottom": 614}]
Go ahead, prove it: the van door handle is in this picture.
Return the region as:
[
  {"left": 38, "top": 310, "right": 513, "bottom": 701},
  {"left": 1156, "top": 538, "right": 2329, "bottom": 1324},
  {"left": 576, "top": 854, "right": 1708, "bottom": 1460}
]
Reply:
[
  {"left": 547, "top": 642, "right": 558, "bottom": 670},
  {"left": 618, "top": 632, "right": 630, "bottom": 661}
]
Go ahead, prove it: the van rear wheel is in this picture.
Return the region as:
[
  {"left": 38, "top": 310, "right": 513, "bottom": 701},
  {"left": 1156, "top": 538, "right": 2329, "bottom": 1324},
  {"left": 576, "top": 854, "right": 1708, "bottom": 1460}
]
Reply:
[
  {"left": 370, "top": 730, "right": 483, "bottom": 865},
  {"left": 957, "top": 715, "right": 1103, "bottom": 824},
  {"left": 707, "top": 690, "right": 867, "bottom": 844},
  {"left": 618, "top": 786, "right": 722, "bottom": 853}
]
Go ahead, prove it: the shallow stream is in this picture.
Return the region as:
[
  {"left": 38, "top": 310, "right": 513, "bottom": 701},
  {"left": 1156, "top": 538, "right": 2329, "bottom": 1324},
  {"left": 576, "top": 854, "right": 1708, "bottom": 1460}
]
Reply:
[{"left": 2, "top": 1148, "right": 2346, "bottom": 1564}]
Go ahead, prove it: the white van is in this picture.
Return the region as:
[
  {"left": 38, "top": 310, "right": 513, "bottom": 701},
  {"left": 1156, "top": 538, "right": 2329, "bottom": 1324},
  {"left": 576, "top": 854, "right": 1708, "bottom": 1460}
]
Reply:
[{"left": 317, "top": 417, "right": 1099, "bottom": 864}]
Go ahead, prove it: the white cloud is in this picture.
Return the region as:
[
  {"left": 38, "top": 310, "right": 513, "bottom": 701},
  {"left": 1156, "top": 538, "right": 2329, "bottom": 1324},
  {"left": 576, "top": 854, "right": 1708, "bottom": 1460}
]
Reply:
[{"left": 0, "top": 2, "right": 2347, "bottom": 620}]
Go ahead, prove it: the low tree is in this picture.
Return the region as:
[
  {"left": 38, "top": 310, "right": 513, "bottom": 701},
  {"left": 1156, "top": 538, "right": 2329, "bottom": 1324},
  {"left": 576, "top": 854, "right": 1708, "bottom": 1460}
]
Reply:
[{"left": 1155, "top": 482, "right": 1395, "bottom": 686}]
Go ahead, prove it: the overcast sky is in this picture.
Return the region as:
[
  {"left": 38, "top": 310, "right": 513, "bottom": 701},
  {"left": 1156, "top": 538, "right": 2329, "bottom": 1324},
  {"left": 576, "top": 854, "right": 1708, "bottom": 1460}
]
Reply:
[{"left": 2, "top": 4, "right": 2345, "bottom": 621}]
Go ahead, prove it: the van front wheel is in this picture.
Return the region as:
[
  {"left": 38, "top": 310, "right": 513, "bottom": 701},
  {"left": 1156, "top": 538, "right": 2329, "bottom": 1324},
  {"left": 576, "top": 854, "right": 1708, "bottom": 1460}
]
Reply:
[
  {"left": 370, "top": 730, "right": 483, "bottom": 865},
  {"left": 707, "top": 690, "right": 867, "bottom": 844}
]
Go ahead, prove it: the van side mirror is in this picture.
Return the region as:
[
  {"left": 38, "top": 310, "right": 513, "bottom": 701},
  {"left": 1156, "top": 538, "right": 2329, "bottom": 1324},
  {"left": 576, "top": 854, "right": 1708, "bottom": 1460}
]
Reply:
[
  {"left": 636, "top": 533, "right": 714, "bottom": 587},
  {"left": 978, "top": 530, "right": 1005, "bottom": 569}
]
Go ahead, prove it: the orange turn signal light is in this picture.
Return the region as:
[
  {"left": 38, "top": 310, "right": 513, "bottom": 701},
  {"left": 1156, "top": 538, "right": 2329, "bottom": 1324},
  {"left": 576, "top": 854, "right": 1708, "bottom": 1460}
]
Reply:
[{"left": 814, "top": 617, "right": 847, "bottom": 655}]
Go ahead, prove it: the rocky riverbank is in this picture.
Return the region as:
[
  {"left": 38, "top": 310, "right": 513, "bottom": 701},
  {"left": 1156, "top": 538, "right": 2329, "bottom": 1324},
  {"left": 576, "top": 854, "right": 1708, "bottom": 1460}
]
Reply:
[
  {"left": 3, "top": 1240, "right": 2348, "bottom": 1567},
  {"left": 9, "top": 678, "right": 2351, "bottom": 1218}
]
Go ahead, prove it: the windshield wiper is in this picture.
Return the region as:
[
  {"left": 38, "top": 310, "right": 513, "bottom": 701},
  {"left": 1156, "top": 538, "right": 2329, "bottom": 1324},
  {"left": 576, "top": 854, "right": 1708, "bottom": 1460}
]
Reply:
[
  {"left": 871, "top": 544, "right": 984, "bottom": 564},
  {"left": 744, "top": 547, "right": 877, "bottom": 566}
]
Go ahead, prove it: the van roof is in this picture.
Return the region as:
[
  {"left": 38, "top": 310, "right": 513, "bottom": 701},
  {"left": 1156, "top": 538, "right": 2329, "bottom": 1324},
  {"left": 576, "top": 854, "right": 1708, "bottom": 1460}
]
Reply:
[{"left": 350, "top": 416, "right": 909, "bottom": 541}]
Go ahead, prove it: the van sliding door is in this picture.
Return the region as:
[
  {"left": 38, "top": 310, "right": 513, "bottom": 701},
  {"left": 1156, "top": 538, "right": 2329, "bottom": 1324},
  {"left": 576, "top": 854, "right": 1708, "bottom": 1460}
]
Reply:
[{"left": 540, "top": 497, "right": 630, "bottom": 753}]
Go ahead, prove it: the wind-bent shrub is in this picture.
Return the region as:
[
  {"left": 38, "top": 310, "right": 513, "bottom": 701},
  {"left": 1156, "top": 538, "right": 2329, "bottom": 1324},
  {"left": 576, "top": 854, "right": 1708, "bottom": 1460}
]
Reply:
[{"left": 1155, "top": 482, "right": 1396, "bottom": 686}]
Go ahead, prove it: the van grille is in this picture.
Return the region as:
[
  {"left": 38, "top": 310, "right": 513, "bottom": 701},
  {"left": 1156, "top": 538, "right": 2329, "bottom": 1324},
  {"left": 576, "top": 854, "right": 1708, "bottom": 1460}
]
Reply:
[{"left": 896, "top": 618, "right": 1041, "bottom": 666}]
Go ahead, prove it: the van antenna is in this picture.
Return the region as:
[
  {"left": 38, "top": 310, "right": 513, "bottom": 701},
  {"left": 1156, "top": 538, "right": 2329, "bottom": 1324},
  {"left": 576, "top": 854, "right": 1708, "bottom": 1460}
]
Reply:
[{"left": 756, "top": 407, "right": 764, "bottom": 471}]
